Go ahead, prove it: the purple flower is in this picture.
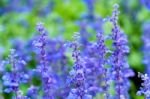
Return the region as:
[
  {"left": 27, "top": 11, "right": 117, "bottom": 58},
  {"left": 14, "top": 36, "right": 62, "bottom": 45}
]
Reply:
[
  {"left": 142, "top": 22, "right": 150, "bottom": 76},
  {"left": 92, "top": 17, "right": 103, "bottom": 33},
  {"left": 14, "top": 90, "right": 28, "bottom": 99},
  {"left": 27, "top": 85, "right": 39, "bottom": 98},
  {"left": 141, "top": 0, "right": 150, "bottom": 10},
  {"left": 110, "top": 4, "right": 134, "bottom": 99},
  {"left": 96, "top": 31, "right": 110, "bottom": 98},
  {"left": 2, "top": 72, "right": 19, "bottom": 93},
  {"left": 0, "top": 60, "right": 8, "bottom": 73},
  {"left": 83, "top": 0, "right": 95, "bottom": 19},
  {"left": 79, "top": 22, "right": 90, "bottom": 47},
  {"left": 67, "top": 33, "right": 92, "bottom": 99},
  {"left": 10, "top": 39, "right": 32, "bottom": 62},
  {"left": 39, "top": 1, "right": 55, "bottom": 16},
  {"left": 46, "top": 39, "right": 70, "bottom": 98},
  {"left": 137, "top": 73, "right": 150, "bottom": 99},
  {"left": 33, "top": 22, "right": 55, "bottom": 99},
  {"left": 2, "top": 49, "right": 29, "bottom": 98},
  {"left": 83, "top": 57, "right": 102, "bottom": 96}
]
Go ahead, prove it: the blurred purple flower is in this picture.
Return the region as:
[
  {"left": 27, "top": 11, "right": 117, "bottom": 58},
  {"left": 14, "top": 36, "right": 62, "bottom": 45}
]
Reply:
[
  {"left": 15, "top": 90, "right": 28, "bottom": 99},
  {"left": 27, "top": 85, "right": 39, "bottom": 98},
  {"left": 110, "top": 4, "right": 134, "bottom": 99},
  {"left": 141, "top": 0, "right": 150, "bottom": 10},
  {"left": 137, "top": 73, "right": 150, "bottom": 99},
  {"left": 67, "top": 33, "right": 92, "bottom": 99},
  {"left": 83, "top": 0, "right": 95, "bottom": 20},
  {"left": 39, "top": 1, "right": 55, "bottom": 16},
  {"left": 142, "top": 22, "right": 150, "bottom": 76},
  {"left": 79, "top": 22, "right": 90, "bottom": 47}
]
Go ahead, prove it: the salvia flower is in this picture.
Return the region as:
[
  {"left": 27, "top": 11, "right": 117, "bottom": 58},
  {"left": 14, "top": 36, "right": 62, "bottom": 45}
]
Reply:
[
  {"left": 46, "top": 39, "right": 70, "bottom": 98},
  {"left": 33, "top": 22, "right": 55, "bottom": 99},
  {"left": 2, "top": 49, "right": 29, "bottom": 98},
  {"left": 67, "top": 33, "right": 92, "bottom": 99},
  {"left": 110, "top": 4, "right": 134, "bottom": 99},
  {"left": 96, "top": 31, "right": 110, "bottom": 99},
  {"left": 2, "top": 72, "right": 19, "bottom": 93},
  {"left": 137, "top": 73, "right": 150, "bottom": 99},
  {"left": 82, "top": 31, "right": 108, "bottom": 97}
]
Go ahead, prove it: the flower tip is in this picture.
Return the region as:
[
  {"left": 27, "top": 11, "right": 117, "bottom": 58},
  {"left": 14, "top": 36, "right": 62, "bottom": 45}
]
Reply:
[
  {"left": 136, "top": 91, "right": 142, "bottom": 96},
  {"left": 36, "top": 22, "right": 44, "bottom": 32},
  {"left": 10, "top": 49, "right": 15, "bottom": 53},
  {"left": 113, "top": 4, "right": 119, "bottom": 9}
]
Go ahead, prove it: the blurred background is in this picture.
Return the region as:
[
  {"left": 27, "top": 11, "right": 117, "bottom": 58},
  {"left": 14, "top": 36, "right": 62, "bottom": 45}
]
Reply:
[{"left": 0, "top": 0, "right": 150, "bottom": 99}]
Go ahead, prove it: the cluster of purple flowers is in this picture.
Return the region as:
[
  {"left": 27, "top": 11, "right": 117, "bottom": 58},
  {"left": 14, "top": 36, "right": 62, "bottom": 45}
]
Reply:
[
  {"left": 67, "top": 33, "right": 92, "bottom": 99},
  {"left": 2, "top": 49, "right": 29, "bottom": 99},
  {"left": 33, "top": 22, "right": 56, "bottom": 99},
  {"left": 4, "top": 3, "right": 150, "bottom": 99},
  {"left": 0, "top": 0, "right": 54, "bottom": 16}
]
